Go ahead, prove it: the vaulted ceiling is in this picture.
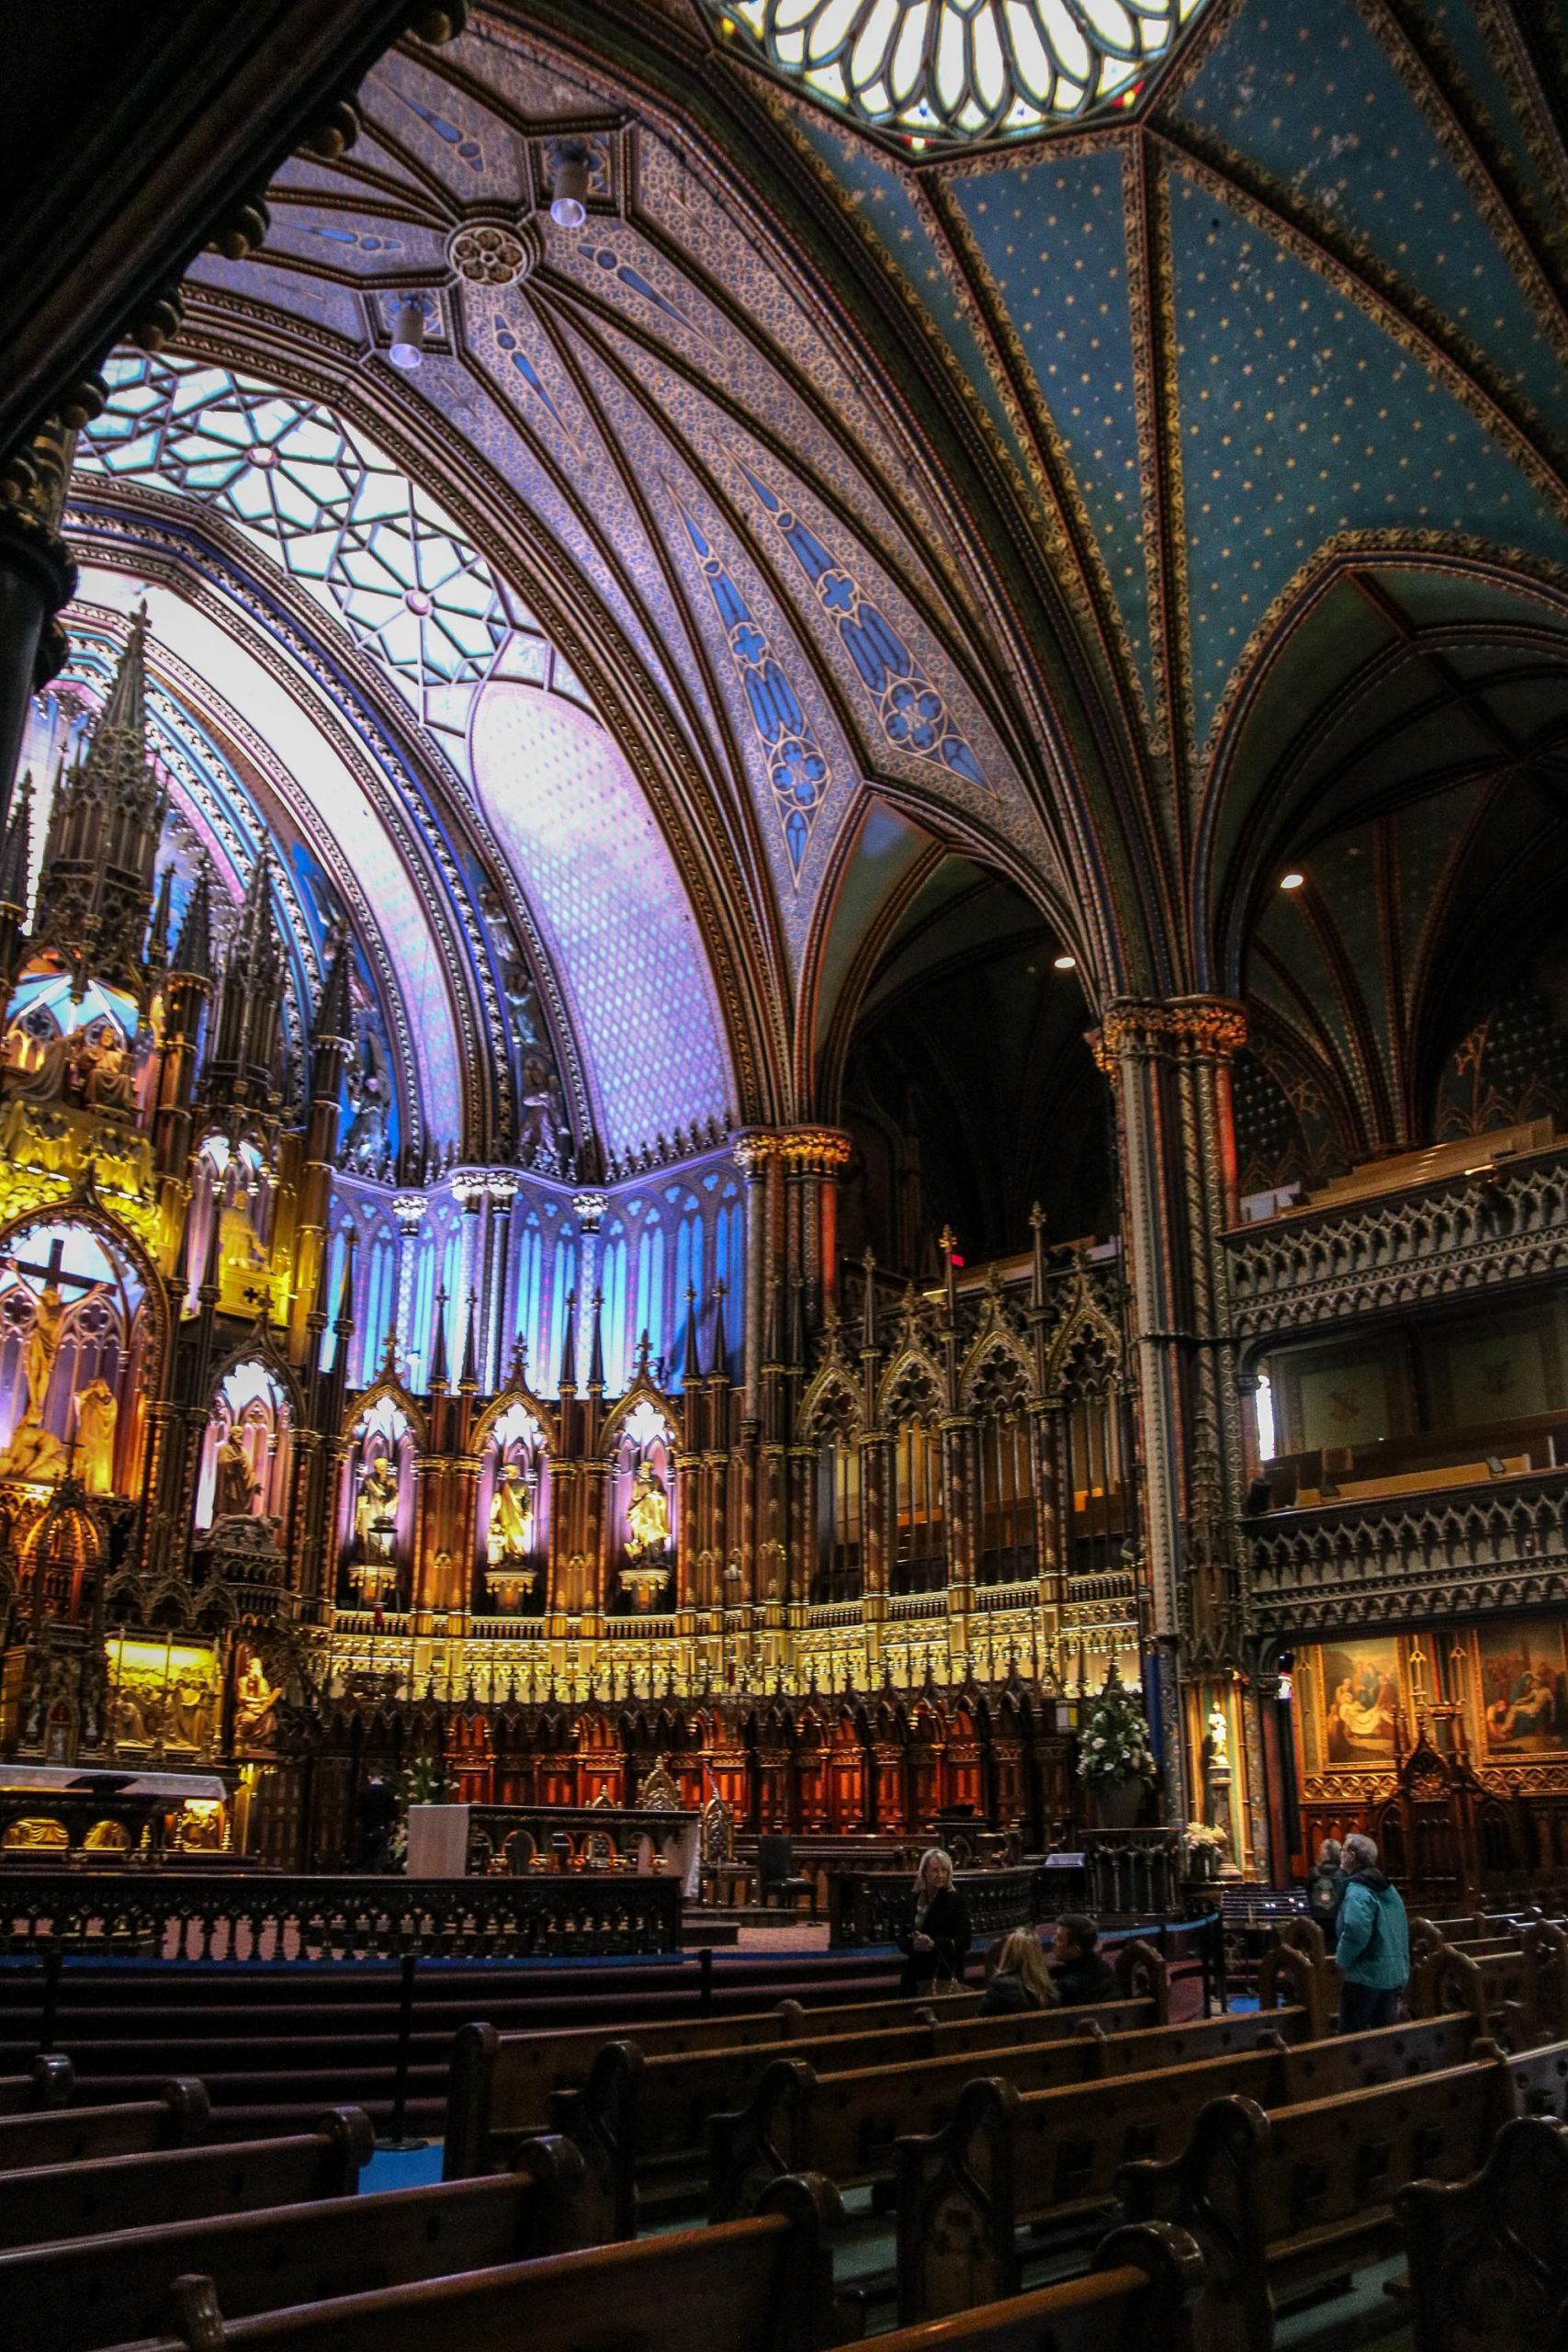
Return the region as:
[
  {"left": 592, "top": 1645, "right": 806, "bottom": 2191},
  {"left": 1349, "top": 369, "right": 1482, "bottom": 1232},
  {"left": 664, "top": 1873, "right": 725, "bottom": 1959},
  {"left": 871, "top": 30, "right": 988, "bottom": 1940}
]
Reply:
[{"left": 58, "top": 0, "right": 1568, "bottom": 1165}]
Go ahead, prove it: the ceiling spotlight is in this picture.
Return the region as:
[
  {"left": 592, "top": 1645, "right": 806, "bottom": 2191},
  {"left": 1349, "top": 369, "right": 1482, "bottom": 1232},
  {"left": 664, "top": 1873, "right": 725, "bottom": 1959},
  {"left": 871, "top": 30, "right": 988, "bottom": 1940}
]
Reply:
[
  {"left": 1280, "top": 870, "right": 1305, "bottom": 891},
  {"left": 389, "top": 300, "right": 426, "bottom": 370},
  {"left": 1053, "top": 953, "right": 1077, "bottom": 970},
  {"left": 550, "top": 151, "right": 590, "bottom": 230}
]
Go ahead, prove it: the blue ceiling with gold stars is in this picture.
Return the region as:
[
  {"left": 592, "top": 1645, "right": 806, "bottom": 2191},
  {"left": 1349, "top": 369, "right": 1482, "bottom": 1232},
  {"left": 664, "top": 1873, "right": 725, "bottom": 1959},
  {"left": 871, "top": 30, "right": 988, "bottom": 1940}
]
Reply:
[{"left": 116, "top": 0, "right": 1568, "bottom": 1125}]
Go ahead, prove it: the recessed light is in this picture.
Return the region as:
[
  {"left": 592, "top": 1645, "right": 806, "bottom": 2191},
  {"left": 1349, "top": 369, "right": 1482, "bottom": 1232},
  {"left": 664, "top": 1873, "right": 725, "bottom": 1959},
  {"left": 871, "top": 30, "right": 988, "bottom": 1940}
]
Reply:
[
  {"left": 1053, "top": 954, "right": 1077, "bottom": 970},
  {"left": 1280, "top": 871, "right": 1304, "bottom": 891}
]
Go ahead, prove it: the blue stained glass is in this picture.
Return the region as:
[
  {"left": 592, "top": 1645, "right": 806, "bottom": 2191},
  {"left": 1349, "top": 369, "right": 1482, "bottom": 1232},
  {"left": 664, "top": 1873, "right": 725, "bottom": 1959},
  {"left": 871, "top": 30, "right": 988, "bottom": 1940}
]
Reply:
[
  {"left": 411, "top": 1229, "right": 436, "bottom": 1387},
  {"left": 513, "top": 1216, "right": 543, "bottom": 1380},
  {"left": 601, "top": 1227, "right": 628, "bottom": 1394},
  {"left": 634, "top": 1218, "right": 665, "bottom": 1372},
  {"left": 546, "top": 1235, "right": 578, "bottom": 1390}
]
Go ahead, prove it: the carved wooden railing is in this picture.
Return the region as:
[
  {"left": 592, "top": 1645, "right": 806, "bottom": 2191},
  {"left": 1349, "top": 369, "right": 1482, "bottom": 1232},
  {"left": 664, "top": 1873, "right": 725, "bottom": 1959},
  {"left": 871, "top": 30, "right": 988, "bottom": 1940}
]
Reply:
[
  {"left": 828, "top": 1862, "right": 1049, "bottom": 1950},
  {"left": 0, "top": 1870, "right": 684, "bottom": 1960},
  {"left": 1224, "top": 1143, "right": 1568, "bottom": 1340},
  {"left": 1246, "top": 1466, "right": 1568, "bottom": 1634}
]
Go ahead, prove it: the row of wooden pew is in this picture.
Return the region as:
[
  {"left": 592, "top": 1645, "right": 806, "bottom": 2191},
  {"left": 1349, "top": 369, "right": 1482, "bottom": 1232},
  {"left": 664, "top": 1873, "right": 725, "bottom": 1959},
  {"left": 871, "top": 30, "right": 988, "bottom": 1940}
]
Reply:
[{"left": 9, "top": 1917, "right": 1568, "bottom": 2352}]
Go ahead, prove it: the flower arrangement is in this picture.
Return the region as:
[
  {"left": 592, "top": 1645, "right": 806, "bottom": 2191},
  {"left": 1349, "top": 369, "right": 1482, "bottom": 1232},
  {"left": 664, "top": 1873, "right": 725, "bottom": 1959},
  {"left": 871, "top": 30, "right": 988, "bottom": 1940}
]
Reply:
[
  {"left": 1076, "top": 1686, "right": 1158, "bottom": 1786},
  {"left": 1183, "top": 1822, "right": 1228, "bottom": 1857}
]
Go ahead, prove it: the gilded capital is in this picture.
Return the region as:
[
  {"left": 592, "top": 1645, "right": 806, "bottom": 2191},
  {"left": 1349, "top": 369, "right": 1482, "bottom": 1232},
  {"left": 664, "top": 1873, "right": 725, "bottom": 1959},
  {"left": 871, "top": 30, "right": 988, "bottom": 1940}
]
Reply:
[
  {"left": 1091, "top": 998, "right": 1247, "bottom": 1069},
  {"left": 731, "top": 1125, "right": 852, "bottom": 1177}
]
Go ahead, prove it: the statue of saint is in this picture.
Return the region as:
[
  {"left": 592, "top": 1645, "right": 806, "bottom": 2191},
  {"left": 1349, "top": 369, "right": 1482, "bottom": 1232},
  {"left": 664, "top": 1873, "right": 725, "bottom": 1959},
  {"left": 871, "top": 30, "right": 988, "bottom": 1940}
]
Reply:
[
  {"left": 234, "top": 1652, "right": 279, "bottom": 1748},
  {"left": 73, "top": 1375, "right": 118, "bottom": 1493},
  {"left": 353, "top": 1452, "right": 400, "bottom": 1564},
  {"left": 626, "top": 1460, "right": 671, "bottom": 1562},
  {"left": 486, "top": 1459, "right": 535, "bottom": 1566},
  {"left": 83, "top": 1026, "right": 139, "bottom": 1115},
  {"left": 1206, "top": 1702, "right": 1230, "bottom": 1773},
  {"left": 213, "top": 1425, "right": 259, "bottom": 1519}
]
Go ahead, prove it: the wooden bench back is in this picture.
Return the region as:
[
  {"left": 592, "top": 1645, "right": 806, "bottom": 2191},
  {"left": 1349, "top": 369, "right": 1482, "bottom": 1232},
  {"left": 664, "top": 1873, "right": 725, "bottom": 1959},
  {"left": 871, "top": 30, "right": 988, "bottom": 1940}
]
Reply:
[
  {"left": 1245, "top": 2063, "right": 1502, "bottom": 2247},
  {"left": 0, "top": 2136, "right": 584, "bottom": 2352},
  {"left": 0, "top": 2080, "right": 207, "bottom": 2173},
  {"left": 872, "top": 2222, "right": 1203, "bottom": 2352},
  {"left": 443, "top": 1994, "right": 984, "bottom": 2171},
  {"left": 1397, "top": 2115, "right": 1568, "bottom": 2352},
  {"left": 116, "top": 2174, "right": 841, "bottom": 2352},
  {"left": 0, "top": 2109, "right": 370, "bottom": 2252},
  {"left": 446, "top": 1984, "right": 1162, "bottom": 2176},
  {"left": 1118, "top": 2058, "right": 1516, "bottom": 2352},
  {"left": 0, "top": 2054, "right": 73, "bottom": 2116}
]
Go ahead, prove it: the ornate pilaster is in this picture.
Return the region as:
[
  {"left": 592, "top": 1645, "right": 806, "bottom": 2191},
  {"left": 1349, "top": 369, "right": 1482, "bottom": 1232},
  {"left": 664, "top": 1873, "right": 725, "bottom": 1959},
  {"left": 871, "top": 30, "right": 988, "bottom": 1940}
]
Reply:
[
  {"left": 1092, "top": 996, "right": 1248, "bottom": 1814},
  {"left": 0, "top": 413, "right": 77, "bottom": 832}
]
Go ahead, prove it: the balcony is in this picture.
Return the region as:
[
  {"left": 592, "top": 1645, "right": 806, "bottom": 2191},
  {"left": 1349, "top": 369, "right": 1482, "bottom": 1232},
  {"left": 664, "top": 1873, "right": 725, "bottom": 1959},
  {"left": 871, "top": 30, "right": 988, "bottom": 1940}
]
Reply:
[
  {"left": 1246, "top": 1464, "right": 1568, "bottom": 1636},
  {"left": 1224, "top": 1125, "right": 1568, "bottom": 1342}
]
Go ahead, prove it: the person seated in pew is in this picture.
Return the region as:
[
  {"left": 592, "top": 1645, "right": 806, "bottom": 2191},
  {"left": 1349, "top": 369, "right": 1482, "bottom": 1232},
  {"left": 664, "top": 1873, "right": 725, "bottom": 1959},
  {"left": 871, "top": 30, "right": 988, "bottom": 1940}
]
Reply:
[
  {"left": 982, "top": 1928, "right": 1058, "bottom": 2015},
  {"left": 899, "top": 1849, "right": 972, "bottom": 1996},
  {"left": 1050, "top": 1914, "right": 1117, "bottom": 2006},
  {"left": 1334, "top": 1830, "right": 1411, "bottom": 2032}
]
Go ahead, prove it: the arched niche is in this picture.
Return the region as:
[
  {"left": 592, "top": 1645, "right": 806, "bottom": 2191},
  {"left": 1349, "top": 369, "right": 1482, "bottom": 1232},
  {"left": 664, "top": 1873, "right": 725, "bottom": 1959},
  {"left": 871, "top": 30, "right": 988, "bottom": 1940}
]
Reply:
[
  {"left": 608, "top": 1396, "right": 678, "bottom": 1616},
  {"left": 0, "top": 1216, "right": 150, "bottom": 1494},
  {"left": 338, "top": 1392, "right": 415, "bottom": 1609},
  {"left": 476, "top": 1398, "right": 549, "bottom": 1616},
  {"left": 197, "top": 1358, "right": 293, "bottom": 1530}
]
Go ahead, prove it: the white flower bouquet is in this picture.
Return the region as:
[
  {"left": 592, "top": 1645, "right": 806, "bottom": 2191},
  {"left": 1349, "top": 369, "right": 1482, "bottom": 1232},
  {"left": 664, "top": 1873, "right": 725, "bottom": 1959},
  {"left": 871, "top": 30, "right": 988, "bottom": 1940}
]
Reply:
[{"left": 1076, "top": 1686, "right": 1158, "bottom": 1786}]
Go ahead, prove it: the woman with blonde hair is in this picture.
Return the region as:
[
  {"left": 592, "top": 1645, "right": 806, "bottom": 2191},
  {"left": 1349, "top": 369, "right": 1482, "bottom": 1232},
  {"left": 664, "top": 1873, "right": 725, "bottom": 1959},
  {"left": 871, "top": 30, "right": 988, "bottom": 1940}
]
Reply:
[
  {"left": 983, "top": 1926, "right": 1056, "bottom": 2014},
  {"left": 898, "top": 1847, "right": 972, "bottom": 1995}
]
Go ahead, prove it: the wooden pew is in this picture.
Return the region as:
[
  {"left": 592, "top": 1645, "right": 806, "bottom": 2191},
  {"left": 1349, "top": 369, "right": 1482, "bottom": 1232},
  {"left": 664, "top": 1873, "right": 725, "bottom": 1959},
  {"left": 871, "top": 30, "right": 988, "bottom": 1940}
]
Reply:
[
  {"left": 870, "top": 2222, "right": 1204, "bottom": 2352},
  {"left": 445, "top": 1992, "right": 978, "bottom": 2175},
  {"left": 0, "top": 2052, "right": 73, "bottom": 2114},
  {"left": 1397, "top": 2114, "right": 1568, "bottom": 2352},
  {"left": 445, "top": 1941, "right": 1168, "bottom": 2178},
  {"left": 1119, "top": 2054, "right": 1525, "bottom": 2352},
  {"left": 0, "top": 2077, "right": 207, "bottom": 2172},
  {"left": 893, "top": 2011, "right": 1478, "bottom": 2324},
  {"left": 0, "top": 2106, "right": 370, "bottom": 2252},
  {"left": 1413, "top": 1923, "right": 1568, "bottom": 2045},
  {"left": 0, "top": 2134, "right": 584, "bottom": 2352},
  {"left": 708, "top": 2008, "right": 1306, "bottom": 2238},
  {"left": 108, "top": 2171, "right": 843, "bottom": 2352}
]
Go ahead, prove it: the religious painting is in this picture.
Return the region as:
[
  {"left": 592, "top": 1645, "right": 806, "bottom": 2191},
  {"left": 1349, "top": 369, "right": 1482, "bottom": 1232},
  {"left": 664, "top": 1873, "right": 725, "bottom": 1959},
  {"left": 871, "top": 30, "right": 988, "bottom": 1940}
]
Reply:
[
  {"left": 1443, "top": 1326, "right": 1552, "bottom": 1428},
  {"left": 1476, "top": 1618, "right": 1568, "bottom": 1758},
  {"left": 105, "top": 1636, "right": 220, "bottom": 1757},
  {"left": 1297, "top": 1359, "right": 1393, "bottom": 1454},
  {"left": 1304, "top": 1637, "right": 1403, "bottom": 1770}
]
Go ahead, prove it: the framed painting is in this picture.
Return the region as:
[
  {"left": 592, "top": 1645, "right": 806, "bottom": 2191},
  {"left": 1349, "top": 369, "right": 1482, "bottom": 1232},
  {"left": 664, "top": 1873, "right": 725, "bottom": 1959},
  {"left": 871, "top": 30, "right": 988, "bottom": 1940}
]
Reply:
[
  {"left": 1476, "top": 1618, "right": 1568, "bottom": 1758},
  {"left": 1303, "top": 1637, "right": 1403, "bottom": 1771}
]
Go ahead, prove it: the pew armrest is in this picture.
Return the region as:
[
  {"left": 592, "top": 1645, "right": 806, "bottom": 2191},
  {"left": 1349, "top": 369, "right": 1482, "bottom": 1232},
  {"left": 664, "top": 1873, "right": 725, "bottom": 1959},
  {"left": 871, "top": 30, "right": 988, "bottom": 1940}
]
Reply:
[
  {"left": 28, "top": 2053, "right": 73, "bottom": 2111},
  {"left": 444, "top": 2021, "right": 501, "bottom": 2180},
  {"left": 1092, "top": 2220, "right": 1208, "bottom": 2352},
  {"left": 161, "top": 2078, "right": 211, "bottom": 2146},
  {"left": 1114, "top": 1939, "right": 1170, "bottom": 2024},
  {"left": 757, "top": 2170, "right": 848, "bottom": 2352},
  {"left": 893, "top": 2075, "right": 1021, "bottom": 2328},
  {"left": 707, "top": 2057, "right": 817, "bottom": 2222},
  {"left": 510, "top": 2129, "right": 591, "bottom": 2254},
  {"left": 547, "top": 2040, "right": 644, "bottom": 2243},
  {"left": 1396, "top": 2114, "right": 1568, "bottom": 2352}
]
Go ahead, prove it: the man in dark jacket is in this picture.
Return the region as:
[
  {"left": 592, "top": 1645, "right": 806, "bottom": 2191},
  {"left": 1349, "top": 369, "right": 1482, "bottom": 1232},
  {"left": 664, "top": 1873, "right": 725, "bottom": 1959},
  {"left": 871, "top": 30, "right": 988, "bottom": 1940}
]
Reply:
[
  {"left": 1050, "top": 1913, "right": 1117, "bottom": 2005},
  {"left": 1334, "top": 1831, "right": 1410, "bottom": 2031}
]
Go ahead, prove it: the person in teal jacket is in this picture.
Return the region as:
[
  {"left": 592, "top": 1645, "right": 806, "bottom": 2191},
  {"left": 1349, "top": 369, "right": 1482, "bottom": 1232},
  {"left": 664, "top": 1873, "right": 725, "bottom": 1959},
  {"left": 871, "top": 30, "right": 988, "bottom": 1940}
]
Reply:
[{"left": 1334, "top": 1831, "right": 1410, "bottom": 2031}]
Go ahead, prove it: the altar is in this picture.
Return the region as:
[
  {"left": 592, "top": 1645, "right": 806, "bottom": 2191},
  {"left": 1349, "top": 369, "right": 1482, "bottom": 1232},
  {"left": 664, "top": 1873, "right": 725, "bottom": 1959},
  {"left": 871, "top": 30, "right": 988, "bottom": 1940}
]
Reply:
[{"left": 412, "top": 1800, "right": 702, "bottom": 1894}]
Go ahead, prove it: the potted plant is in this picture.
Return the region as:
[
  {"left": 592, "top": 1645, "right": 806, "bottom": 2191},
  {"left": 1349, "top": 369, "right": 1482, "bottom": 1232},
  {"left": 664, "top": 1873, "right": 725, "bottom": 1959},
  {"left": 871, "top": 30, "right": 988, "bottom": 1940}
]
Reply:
[{"left": 1077, "top": 1684, "right": 1158, "bottom": 1826}]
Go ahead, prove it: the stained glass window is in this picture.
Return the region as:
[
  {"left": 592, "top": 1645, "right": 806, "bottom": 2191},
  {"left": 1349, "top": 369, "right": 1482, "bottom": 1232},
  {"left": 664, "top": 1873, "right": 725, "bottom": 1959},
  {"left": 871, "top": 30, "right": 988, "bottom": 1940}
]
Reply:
[
  {"left": 76, "top": 352, "right": 592, "bottom": 774},
  {"left": 714, "top": 0, "right": 1208, "bottom": 139}
]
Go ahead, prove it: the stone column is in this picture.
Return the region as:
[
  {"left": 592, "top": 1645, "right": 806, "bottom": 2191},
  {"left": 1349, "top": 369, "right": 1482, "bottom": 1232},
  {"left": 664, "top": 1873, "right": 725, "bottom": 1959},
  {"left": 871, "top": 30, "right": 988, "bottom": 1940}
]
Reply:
[
  {"left": 0, "top": 414, "right": 77, "bottom": 831},
  {"left": 391, "top": 1192, "right": 427, "bottom": 1374},
  {"left": 485, "top": 1173, "right": 517, "bottom": 1390},
  {"left": 1093, "top": 998, "right": 1247, "bottom": 1818},
  {"left": 572, "top": 1187, "right": 607, "bottom": 1387}
]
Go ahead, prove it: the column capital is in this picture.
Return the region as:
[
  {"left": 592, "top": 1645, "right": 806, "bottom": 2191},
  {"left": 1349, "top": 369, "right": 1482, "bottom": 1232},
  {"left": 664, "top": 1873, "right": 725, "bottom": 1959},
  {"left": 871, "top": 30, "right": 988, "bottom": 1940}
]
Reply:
[
  {"left": 730, "top": 1125, "right": 852, "bottom": 1177},
  {"left": 1089, "top": 996, "right": 1247, "bottom": 1069}
]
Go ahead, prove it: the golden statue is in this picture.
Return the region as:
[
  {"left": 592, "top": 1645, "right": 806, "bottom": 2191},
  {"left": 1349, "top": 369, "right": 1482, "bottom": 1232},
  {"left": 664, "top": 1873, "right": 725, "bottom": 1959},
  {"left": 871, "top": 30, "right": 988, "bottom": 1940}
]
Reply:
[
  {"left": 0, "top": 1280, "right": 74, "bottom": 1480},
  {"left": 626, "top": 1460, "right": 671, "bottom": 1562},
  {"left": 353, "top": 1452, "right": 400, "bottom": 1564},
  {"left": 234, "top": 1652, "right": 280, "bottom": 1748},
  {"left": 486, "top": 1459, "right": 535, "bottom": 1566},
  {"left": 83, "top": 1025, "right": 139, "bottom": 1115},
  {"left": 73, "top": 1376, "right": 118, "bottom": 1494},
  {"left": 213, "top": 1425, "right": 259, "bottom": 1519},
  {"left": 1206, "top": 1702, "right": 1230, "bottom": 1772}
]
